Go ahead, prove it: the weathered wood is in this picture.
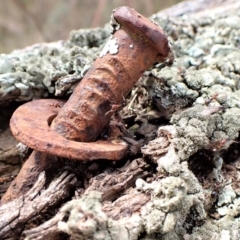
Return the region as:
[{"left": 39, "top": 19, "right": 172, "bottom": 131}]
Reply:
[
  {"left": 23, "top": 158, "right": 150, "bottom": 239},
  {"left": 24, "top": 213, "right": 65, "bottom": 240},
  {"left": 0, "top": 106, "right": 22, "bottom": 199},
  {"left": 0, "top": 171, "right": 76, "bottom": 239},
  {"left": 84, "top": 158, "right": 150, "bottom": 201}
]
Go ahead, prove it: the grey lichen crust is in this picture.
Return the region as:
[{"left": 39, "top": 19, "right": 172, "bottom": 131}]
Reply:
[
  {"left": 141, "top": 11, "right": 240, "bottom": 162},
  {"left": 140, "top": 9, "right": 240, "bottom": 240},
  {"left": 58, "top": 191, "right": 143, "bottom": 240},
  {"left": 2, "top": 4, "right": 240, "bottom": 240},
  {"left": 58, "top": 151, "right": 206, "bottom": 239},
  {"left": 99, "top": 36, "right": 119, "bottom": 57},
  {"left": 0, "top": 27, "right": 110, "bottom": 105}
]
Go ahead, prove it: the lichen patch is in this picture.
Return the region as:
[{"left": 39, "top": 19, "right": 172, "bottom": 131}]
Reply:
[{"left": 99, "top": 36, "right": 119, "bottom": 57}]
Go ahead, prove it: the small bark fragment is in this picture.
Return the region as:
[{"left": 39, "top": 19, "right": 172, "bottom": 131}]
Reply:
[
  {"left": 84, "top": 158, "right": 150, "bottom": 201},
  {"left": 0, "top": 171, "right": 76, "bottom": 239}
]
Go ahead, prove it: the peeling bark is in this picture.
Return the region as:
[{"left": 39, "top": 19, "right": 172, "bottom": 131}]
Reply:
[{"left": 0, "top": 171, "right": 76, "bottom": 239}]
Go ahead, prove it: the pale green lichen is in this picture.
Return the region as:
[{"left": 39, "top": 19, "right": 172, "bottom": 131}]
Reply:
[
  {"left": 139, "top": 175, "right": 205, "bottom": 236},
  {"left": 58, "top": 191, "right": 144, "bottom": 240},
  {"left": 0, "top": 27, "right": 110, "bottom": 105},
  {"left": 99, "top": 36, "right": 119, "bottom": 57}
]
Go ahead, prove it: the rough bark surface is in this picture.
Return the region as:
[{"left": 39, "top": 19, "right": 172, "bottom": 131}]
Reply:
[{"left": 0, "top": 171, "right": 76, "bottom": 239}]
